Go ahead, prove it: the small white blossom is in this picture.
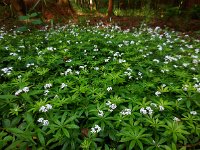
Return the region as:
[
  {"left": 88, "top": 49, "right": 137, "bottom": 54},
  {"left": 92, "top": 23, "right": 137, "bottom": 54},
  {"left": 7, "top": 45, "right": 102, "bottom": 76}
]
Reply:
[
  {"left": 159, "top": 106, "right": 164, "bottom": 111},
  {"left": 150, "top": 103, "right": 157, "bottom": 107},
  {"left": 44, "top": 90, "right": 49, "bottom": 96},
  {"left": 44, "top": 83, "right": 52, "bottom": 89},
  {"left": 177, "top": 98, "right": 182, "bottom": 101},
  {"left": 15, "top": 89, "right": 23, "bottom": 96},
  {"left": 61, "top": 83, "right": 67, "bottom": 89},
  {"left": 120, "top": 109, "right": 131, "bottom": 115},
  {"left": 173, "top": 117, "right": 180, "bottom": 122},
  {"left": 37, "top": 118, "right": 44, "bottom": 123},
  {"left": 107, "top": 87, "right": 112, "bottom": 91},
  {"left": 140, "top": 107, "right": 147, "bottom": 115},
  {"left": 39, "top": 106, "right": 48, "bottom": 112},
  {"left": 1, "top": 67, "right": 13, "bottom": 75},
  {"left": 109, "top": 104, "right": 117, "bottom": 110},
  {"left": 91, "top": 125, "right": 101, "bottom": 133},
  {"left": 155, "top": 91, "right": 161, "bottom": 96},
  {"left": 46, "top": 104, "right": 52, "bottom": 110},
  {"left": 106, "top": 101, "right": 111, "bottom": 106},
  {"left": 43, "top": 120, "right": 49, "bottom": 126},
  {"left": 22, "top": 87, "right": 29, "bottom": 93},
  {"left": 98, "top": 110, "right": 104, "bottom": 117},
  {"left": 94, "top": 67, "right": 99, "bottom": 70},
  {"left": 190, "top": 111, "right": 197, "bottom": 115}
]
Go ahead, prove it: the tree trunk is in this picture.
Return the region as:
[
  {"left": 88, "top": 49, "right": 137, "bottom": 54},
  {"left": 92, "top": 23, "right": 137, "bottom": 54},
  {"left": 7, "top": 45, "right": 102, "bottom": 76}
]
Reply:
[
  {"left": 107, "top": 0, "right": 113, "bottom": 16},
  {"left": 57, "top": 0, "right": 75, "bottom": 14},
  {"left": 10, "top": 0, "right": 26, "bottom": 16}
]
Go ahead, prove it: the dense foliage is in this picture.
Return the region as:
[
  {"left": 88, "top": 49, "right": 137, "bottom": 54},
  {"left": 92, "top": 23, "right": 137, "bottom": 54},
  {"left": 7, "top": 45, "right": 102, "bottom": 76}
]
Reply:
[{"left": 0, "top": 23, "right": 200, "bottom": 149}]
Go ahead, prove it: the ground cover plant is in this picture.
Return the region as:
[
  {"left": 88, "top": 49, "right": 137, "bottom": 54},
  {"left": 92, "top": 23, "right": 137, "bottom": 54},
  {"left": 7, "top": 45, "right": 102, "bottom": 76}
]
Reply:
[{"left": 0, "top": 23, "right": 200, "bottom": 150}]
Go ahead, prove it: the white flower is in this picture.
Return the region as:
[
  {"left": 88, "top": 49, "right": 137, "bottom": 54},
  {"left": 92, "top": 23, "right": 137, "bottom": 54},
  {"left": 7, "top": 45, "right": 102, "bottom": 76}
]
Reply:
[
  {"left": 44, "top": 90, "right": 49, "bottom": 96},
  {"left": 155, "top": 91, "right": 161, "bottom": 96},
  {"left": 177, "top": 98, "right": 182, "bottom": 101},
  {"left": 140, "top": 108, "right": 147, "bottom": 115},
  {"left": 39, "top": 106, "right": 48, "bottom": 112},
  {"left": 109, "top": 104, "right": 117, "bottom": 110},
  {"left": 119, "top": 59, "right": 126, "bottom": 63},
  {"left": 146, "top": 107, "right": 153, "bottom": 115},
  {"left": 75, "top": 71, "right": 80, "bottom": 75},
  {"left": 61, "top": 83, "right": 67, "bottom": 89},
  {"left": 173, "top": 117, "right": 180, "bottom": 122},
  {"left": 1, "top": 67, "right": 13, "bottom": 75},
  {"left": 98, "top": 110, "right": 104, "bottom": 117},
  {"left": 15, "top": 89, "right": 22, "bottom": 96},
  {"left": 43, "top": 120, "right": 49, "bottom": 126},
  {"left": 91, "top": 125, "right": 101, "bottom": 133},
  {"left": 153, "top": 59, "right": 159, "bottom": 63},
  {"left": 150, "top": 103, "right": 157, "bottom": 107},
  {"left": 106, "top": 101, "right": 111, "bottom": 106},
  {"left": 159, "top": 106, "right": 164, "bottom": 111},
  {"left": 37, "top": 118, "right": 44, "bottom": 123},
  {"left": 190, "top": 111, "right": 197, "bottom": 115},
  {"left": 47, "top": 47, "right": 53, "bottom": 51},
  {"left": 44, "top": 83, "right": 52, "bottom": 89},
  {"left": 120, "top": 109, "right": 131, "bottom": 115},
  {"left": 94, "top": 67, "right": 99, "bottom": 70},
  {"left": 66, "top": 59, "right": 72, "bottom": 62},
  {"left": 22, "top": 87, "right": 29, "bottom": 93},
  {"left": 105, "top": 59, "right": 109, "bottom": 62},
  {"left": 46, "top": 104, "right": 52, "bottom": 110},
  {"left": 107, "top": 87, "right": 112, "bottom": 91}
]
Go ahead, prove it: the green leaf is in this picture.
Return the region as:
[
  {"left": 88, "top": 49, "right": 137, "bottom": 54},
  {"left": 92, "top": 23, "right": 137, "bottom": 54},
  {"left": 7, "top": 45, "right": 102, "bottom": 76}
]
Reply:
[
  {"left": 0, "top": 95, "right": 17, "bottom": 100},
  {"left": 16, "top": 26, "right": 28, "bottom": 32},
  {"left": 137, "top": 140, "right": 143, "bottom": 150},
  {"left": 30, "top": 12, "right": 38, "bottom": 17},
  {"left": 66, "top": 124, "right": 79, "bottom": 129},
  {"left": 37, "top": 132, "right": 45, "bottom": 146},
  {"left": 62, "top": 128, "right": 70, "bottom": 138},
  {"left": 172, "top": 142, "right": 177, "bottom": 150},
  {"left": 2, "top": 119, "right": 10, "bottom": 128},
  {"left": 19, "top": 15, "right": 29, "bottom": 21},
  {"left": 24, "top": 112, "right": 34, "bottom": 124},
  {"left": 31, "top": 19, "right": 43, "bottom": 25},
  {"left": 11, "top": 117, "right": 21, "bottom": 127},
  {"left": 6, "top": 128, "right": 23, "bottom": 134},
  {"left": 173, "top": 133, "right": 177, "bottom": 143},
  {"left": 129, "top": 140, "right": 136, "bottom": 150},
  {"left": 180, "top": 146, "right": 186, "bottom": 150}
]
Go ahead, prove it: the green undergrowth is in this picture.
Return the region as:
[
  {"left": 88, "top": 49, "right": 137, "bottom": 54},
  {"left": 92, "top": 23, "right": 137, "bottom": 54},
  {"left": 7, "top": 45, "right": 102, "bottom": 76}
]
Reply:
[{"left": 0, "top": 23, "right": 200, "bottom": 150}]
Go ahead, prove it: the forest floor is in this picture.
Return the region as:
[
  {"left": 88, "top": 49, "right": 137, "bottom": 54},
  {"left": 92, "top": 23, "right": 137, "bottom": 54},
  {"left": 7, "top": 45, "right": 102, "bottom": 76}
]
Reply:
[{"left": 0, "top": 7, "right": 200, "bottom": 39}]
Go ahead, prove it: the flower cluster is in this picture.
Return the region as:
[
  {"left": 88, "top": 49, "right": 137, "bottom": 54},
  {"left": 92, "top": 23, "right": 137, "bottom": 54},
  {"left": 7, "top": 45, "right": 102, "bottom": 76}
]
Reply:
[
  {"left": 106, "top": 101, "right": 117, "bottom": 112},
  {"left": 44, "top": 83, "right": 52, "bottom": 96},
  {"left": 91, "top": 124, "right": 101, "bottom": 133},
  {"left": 44, "top": 83, "right": 52, "bottom": 89},
  {"left": 190, "top": 111, "right": 197, "bottom": 115},
  {"left": 124, "top": 67, "right": 132, "bottom": 79},
  {"left": 193, "top": 82, "right": 200, "bottom": 93},
  {"left": 140, "top": 107, "right": 153, "bottom": 115},
  {"left": 107, "top": 86, "right": 112, "bottom": 91},
  {"left": 37, "top": 117, "right": 49, "bottom": 126},
  {"left": 173, "top": 117, "right": 180, "bottom": 122},
  {"left": 1, "top": 67, "right": 13, "bottom": 76},
  {"left": 136, "top": 72, "right": 143, "bottom": 80},
  {"left": 155, "top": 91, "right": 161, "bottom": 96},
  {"left": 15, "top": 87, "right": 29, "bottom": 96},
  {"left": 61, "top": 83, "right": 67, "bottom": 89},
  {"left": 120, "top": 108, "right": 131, "bottom": 116},
  {"left": 98, "top": 110, "right": 104, "bottom": 117},
  {"left": 39, "top": 104, "right": 52, "bottom": 112},
  {"left": 26, "top": 63, "right": 35, "bottom": 68}
]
